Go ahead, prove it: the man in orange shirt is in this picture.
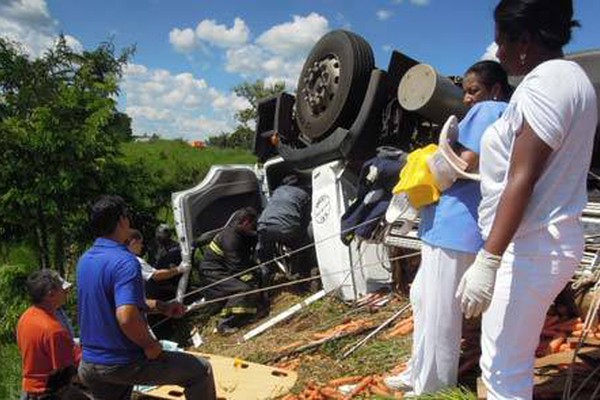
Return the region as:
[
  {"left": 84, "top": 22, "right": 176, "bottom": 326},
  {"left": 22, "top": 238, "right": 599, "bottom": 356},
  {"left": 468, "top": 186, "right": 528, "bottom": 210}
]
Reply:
[{"left": 16, "top": 269, "right": 86, "bottom": 399}]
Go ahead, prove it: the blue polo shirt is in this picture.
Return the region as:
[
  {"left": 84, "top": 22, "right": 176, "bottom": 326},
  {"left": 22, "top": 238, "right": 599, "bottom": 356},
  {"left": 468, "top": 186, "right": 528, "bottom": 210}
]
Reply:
[
  {"left": 77, "top": 237, "right": 146, "bottom": 365},
  {"left": 419, "top": 101, "right": 507, "bottom": 254}
]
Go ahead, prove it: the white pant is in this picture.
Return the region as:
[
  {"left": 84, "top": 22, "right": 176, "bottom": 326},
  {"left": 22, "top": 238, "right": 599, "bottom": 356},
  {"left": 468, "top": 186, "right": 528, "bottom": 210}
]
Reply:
[
  {"left": 481, "top": 251, "right": 577, "bottom": 399},
  {"left": 400, "top": 243, "right": 474, "bottom": 394}
]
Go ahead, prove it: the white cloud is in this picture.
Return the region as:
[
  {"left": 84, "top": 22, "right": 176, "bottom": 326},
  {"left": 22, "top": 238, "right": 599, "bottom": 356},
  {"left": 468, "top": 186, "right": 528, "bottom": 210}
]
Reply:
[
  {"left": 481, "top": 42, "right": 499, "bottom": 61},
  {"left": 410, "top": 0, "right": 430, "bottom": 5},
  {"left": 0, "top": 0, "right": 55, "bottom": 56},
  {"left": 121, "top": 63, "right": 249, "bottom": 139},
  {"left": 170, "top": 13, "right": 329, "bottom": 90},
  {"left": 382, "top": 44, "right": 393, "bottom": 52},
  {"left": 225, "top": 13, "right": 329, "bottom": 89},
  {"left": 0, "top": 0, "right": 84, "bottom": 57},
  {"left": 225, "top": 45, "right": 267, "bottom": 76},
  {"left": 195, "top": 17, "right": 249, "bottom": 48},
  {"left": 62, "top": 34, "right": 83, "bottom": 53},
  {"left": 256, "top": 13, "right": 328, "bottom": 56},
  {"left": 169, "top": 27, "right": 197, "bottom": 53},
  {"left": 376, "top": 10, "right": 393, "bottom": 21}
]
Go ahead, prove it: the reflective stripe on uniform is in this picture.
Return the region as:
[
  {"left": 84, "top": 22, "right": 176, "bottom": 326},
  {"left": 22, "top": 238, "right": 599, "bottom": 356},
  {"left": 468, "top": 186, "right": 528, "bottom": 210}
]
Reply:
[
  {"left": 240, "top": 273, "right": 254, "bottom": 282},
  {"left": 209, "top": 240, "right": 224, "bottom": 256},
  {"left": 220, "top": 306, "right": 257, "bottom": 316}
]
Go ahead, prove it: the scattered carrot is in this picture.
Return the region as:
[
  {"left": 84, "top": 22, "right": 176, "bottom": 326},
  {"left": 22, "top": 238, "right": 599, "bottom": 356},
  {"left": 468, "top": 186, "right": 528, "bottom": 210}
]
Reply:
[
  {"left": 319, "top": 387, "right": 343, "bottom": 399},
  {"left": 276, "top": 341, "right": 304, "bottom": 353},
  {"left": 548, "top": 335, "right": 566, "bottom": 353},
  {"left": 343, "top": 376, "right": 373, "bottom": 400},
  {"left": 370, "top": 385, "right": 394, "bottom": 398},
  {"left": 327, "top": 376, "right": 364, "bottom": 387}
]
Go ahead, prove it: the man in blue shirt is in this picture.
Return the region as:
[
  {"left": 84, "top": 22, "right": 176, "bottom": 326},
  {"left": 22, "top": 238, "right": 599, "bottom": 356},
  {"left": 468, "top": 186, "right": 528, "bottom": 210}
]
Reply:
[{"left": 77, "top": 195, "right": 216, "bottom": 400}]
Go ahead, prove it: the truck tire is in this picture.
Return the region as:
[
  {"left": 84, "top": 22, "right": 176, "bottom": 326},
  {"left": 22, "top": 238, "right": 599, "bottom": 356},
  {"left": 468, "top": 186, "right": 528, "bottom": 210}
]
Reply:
[{"left": 296, "top": 30, "right": 374, "bottom": 141}]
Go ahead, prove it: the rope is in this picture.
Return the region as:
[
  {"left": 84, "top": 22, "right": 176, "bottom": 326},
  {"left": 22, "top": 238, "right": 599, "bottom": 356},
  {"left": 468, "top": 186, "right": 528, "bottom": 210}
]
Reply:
[
  {"left": 176, "top": 215, "right": 385, "bottom": 303},
  {"left": 150, "top": 251, "right": 420, "bottom": 329}
]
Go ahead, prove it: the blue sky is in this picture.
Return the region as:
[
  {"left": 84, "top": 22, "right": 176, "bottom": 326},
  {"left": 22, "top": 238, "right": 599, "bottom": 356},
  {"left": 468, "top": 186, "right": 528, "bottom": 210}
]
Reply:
[{"left": 1, "top": 0, "right": 598, "bottom": 140}]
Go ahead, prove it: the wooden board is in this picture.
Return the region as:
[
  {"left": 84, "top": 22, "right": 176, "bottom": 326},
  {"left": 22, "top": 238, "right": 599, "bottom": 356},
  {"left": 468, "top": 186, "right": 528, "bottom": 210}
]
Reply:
[{"left": 141, "top": 352, "right": 297, "bottom": 400}]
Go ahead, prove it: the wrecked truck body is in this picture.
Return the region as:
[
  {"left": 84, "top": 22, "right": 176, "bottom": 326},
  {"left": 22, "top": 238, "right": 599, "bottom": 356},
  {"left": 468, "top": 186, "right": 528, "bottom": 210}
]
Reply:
[{"left": 171, "top": 30, "right": 600, "bottom": 303}]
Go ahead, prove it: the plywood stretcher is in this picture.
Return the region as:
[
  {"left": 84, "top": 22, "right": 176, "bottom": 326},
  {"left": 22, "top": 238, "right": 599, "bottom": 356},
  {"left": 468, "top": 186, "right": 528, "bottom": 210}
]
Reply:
[{"left": 140, "top": 352, "right": 297, "bottom": 400}]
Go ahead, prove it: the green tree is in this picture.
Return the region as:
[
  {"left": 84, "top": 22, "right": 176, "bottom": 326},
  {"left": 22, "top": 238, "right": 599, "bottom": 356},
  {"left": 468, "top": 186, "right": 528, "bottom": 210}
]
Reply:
[
  {"left": 0, "top": 36, "right": 134, "bottom": 273},
  {"left": 207, "top": 80, "right": 285, "bottom": 149}
]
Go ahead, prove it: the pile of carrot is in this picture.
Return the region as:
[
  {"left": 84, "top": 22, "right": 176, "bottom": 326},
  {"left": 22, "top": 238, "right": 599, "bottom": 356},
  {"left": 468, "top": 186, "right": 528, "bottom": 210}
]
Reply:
[
  {"left": 280, "top": 375, "right": 405, "bottom": 399},
  {"left": 384, "top": 316, "right": 413, "bottom": 339},
  {"left": 312, "top": 319, "right": 372, "bottom": 340},
  {"left": 536, "top": 316, "right": 600, "bottom": 357},
  {"left": 276, "top": 358, "right": 302, "bottom": 371}
]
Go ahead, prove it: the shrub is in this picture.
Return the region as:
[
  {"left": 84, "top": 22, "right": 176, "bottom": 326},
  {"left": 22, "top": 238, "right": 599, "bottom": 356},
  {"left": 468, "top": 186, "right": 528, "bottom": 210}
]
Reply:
[{"left": 0, "top": 264, "right": 32, "bottom": 344}]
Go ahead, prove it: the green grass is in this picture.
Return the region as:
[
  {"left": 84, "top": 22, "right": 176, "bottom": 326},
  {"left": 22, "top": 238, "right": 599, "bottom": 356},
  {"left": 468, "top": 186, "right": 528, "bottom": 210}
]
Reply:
[
  {"left": 413, "top": 387, "right": 478, "bottom": 399},
  {"left": 0, "top": 343, "right": 22, "bottom": 400}
]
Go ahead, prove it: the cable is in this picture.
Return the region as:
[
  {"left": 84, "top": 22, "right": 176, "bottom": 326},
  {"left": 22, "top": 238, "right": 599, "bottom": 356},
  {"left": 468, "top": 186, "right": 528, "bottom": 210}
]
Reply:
[
  {"left": 150, "top": 251, "right": 420, "bottom": 329},
  {"left": 176, "top": 215, "right": 386, "bottom": 303}
]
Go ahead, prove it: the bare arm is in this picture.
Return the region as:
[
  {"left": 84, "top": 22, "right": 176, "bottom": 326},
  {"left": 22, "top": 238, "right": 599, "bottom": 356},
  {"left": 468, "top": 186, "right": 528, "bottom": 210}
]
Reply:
[
  {"left": 116, "top": 305, "right": 162, "bottom": 359},
  {"left": 150, "top": 267, "right": 182, "bottom": 282},
  {"left": 483, "top": 121, "right": 553, "bottom": 255}
]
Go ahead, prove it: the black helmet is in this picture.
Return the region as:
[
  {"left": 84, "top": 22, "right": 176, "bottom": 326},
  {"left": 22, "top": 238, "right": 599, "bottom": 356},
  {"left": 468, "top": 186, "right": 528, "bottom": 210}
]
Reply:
[{"left": 155, "top": 223, "right": 172, "bottom": 240}]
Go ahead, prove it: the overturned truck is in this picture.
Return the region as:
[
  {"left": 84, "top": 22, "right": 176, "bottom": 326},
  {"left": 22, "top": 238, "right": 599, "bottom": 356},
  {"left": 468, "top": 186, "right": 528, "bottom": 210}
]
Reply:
[{"left": 172, "top": 30, "right": 600, "bottom": 302}]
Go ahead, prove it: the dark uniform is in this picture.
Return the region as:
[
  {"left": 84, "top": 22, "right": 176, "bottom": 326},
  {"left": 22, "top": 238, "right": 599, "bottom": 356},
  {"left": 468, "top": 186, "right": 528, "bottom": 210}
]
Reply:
[
  {"left": 257, "top": 181, "right": 315, "bottom": 283},
  {"left": 200, "top": 208, "right": 261, "bottom": 332},
  {"left": 146, "top": 238, "right": 181, "bottom": 301}
]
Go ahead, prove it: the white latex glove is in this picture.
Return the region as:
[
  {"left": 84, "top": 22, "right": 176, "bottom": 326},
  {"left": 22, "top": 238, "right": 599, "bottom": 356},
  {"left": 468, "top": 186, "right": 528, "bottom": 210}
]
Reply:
[
  {"left": 456, "top": 248, "right": 502, "bottom": 319},
  {"left": 174, "top": 263, "right": 189, "bottom": 274}
]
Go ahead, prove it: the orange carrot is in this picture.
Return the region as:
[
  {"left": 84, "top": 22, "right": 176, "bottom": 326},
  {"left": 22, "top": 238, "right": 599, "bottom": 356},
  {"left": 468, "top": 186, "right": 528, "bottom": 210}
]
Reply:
[
  {"left": 319, "top": 387, "right": 343, "bottom": 399},
  {"left": 276, "top": 341, "right": 304, "bottom": 353},
  {"left": 548, "top": 335, "right": 566, "bottom": 353},
  {"left": 558, "top": 343, "right": 571, "bottom": 352},
  {"left": 343, "top": 376, "right": 373, "bottom": 400},
  {"left": 327, "top": 376, "right": 364, "bottom": 387},
  {"left": 370, "top": 385, "right": 394, "bottom": 398},
  {"left": 372, "top": 381, "right": 392, "bottom": 394}
]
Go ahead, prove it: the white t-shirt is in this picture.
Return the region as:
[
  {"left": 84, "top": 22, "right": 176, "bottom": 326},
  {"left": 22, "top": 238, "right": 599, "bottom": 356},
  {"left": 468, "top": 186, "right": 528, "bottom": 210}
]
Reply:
[
  {"left": 137, "top": 256, "right": 156, "bottom": 281},
  {"left": 479, "top": 59, "right": 597, "bottom": 256}
]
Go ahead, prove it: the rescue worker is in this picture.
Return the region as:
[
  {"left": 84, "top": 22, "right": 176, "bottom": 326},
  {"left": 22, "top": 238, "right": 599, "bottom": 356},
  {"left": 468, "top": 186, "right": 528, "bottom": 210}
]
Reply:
[
  {"left": 16, "top": 269, "right": 86, "bottom": 400},
  {"left": 257, "top": 174, "right": 315, "bottom": 287},
  {"left": 126, "top": 229, "right": 184, "bottom": 299},
  {"left": 147, "top": 223, "right": 182, "bottom": 300},
  {"left": 199, "top": 207, "right": 262, "bottom": 334}
]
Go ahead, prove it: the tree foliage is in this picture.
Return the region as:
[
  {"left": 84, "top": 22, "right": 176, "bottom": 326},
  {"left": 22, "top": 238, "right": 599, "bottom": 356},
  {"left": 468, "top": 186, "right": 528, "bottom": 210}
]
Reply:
[
  {"left": 0, "top": 36, "right": 134, "bottom": 272},
  {"left": 207, "top": 79, "right": 285, "bottom": 150}
]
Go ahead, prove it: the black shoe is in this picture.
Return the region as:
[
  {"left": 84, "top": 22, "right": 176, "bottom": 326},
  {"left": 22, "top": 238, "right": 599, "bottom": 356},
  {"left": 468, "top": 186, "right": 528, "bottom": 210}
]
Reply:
[{"left": 217, "top": 318, "right": 239, "bottom": 335}]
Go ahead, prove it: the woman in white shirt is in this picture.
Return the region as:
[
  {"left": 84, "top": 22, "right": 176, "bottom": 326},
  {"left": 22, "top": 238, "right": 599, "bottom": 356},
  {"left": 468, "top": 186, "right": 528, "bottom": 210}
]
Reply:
[{"left": 455, "top": 0, "right": 598, "bottom": 398}]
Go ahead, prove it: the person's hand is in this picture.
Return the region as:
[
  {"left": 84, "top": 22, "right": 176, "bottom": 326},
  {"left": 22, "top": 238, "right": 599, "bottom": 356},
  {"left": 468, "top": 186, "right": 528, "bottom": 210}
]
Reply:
[
  {"left": 144, "top": 341, "right": 163, "bottom": 360},
  {"left": 162, "top": 301, "right": 186, "bottom": 318},
  {"left": 173, "top": 264, "right": 187, "bottom": 274},
  {"left": 456, "top": 249, "right": 502, "bottom": 319}
]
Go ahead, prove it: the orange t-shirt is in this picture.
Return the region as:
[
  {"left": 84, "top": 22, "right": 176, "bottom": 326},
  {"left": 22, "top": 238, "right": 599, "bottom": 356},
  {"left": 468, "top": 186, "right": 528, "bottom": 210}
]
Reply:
[{"left": 16, "top": 306, "right": 76, "bottom": 393}]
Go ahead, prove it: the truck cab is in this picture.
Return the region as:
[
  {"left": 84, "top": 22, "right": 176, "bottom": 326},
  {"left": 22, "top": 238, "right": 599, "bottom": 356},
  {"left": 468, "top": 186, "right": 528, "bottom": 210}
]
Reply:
[{"left": 171, "top": 30, "right": 600, "bottom": 303}]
